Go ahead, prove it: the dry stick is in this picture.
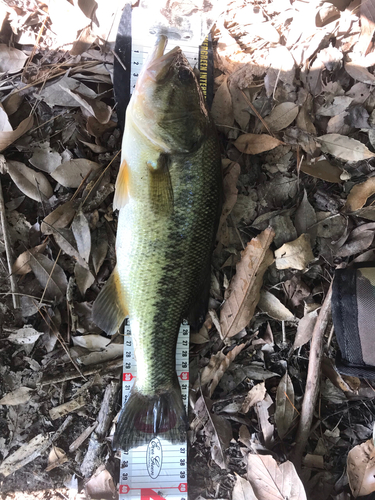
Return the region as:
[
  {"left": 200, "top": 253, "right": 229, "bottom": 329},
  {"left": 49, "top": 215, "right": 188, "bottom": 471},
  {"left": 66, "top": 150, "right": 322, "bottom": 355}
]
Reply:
[
  {"left": 0, "top": 178, "right": 20, "bottom": 309},
  {"left": 239, "top": 89, "right": 274, "bottom": 136},
  {"left": 292, "top": 282, "right": 333, "bottom": 470}
]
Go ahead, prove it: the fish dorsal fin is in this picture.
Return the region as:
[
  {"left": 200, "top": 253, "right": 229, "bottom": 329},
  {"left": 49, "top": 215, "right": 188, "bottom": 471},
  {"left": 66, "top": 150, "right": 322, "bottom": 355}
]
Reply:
[
  {"left": 92, "top": 265, "right": 128, "bottom": 335},
  {"left": 113, "top": 159, "right": 130, "bottom": 211},
  {"left": 147, "top": 153, "right": 173, "bottom": 215}
]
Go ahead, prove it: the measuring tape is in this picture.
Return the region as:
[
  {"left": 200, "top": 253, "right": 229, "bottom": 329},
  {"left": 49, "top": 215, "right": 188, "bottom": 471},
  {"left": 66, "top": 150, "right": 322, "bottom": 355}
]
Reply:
[
  {"left": 114, "top": 3, "right": 215, "bottom": 497},
  {"left": 119, "top": 320, "right": 189, "bottom": 500}
]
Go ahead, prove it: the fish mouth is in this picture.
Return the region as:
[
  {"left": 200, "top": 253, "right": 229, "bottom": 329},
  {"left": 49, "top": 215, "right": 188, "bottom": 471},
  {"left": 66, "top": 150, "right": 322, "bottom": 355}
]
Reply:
[{"left": 145, "top": 35, "right": 184, "bottom": 82}]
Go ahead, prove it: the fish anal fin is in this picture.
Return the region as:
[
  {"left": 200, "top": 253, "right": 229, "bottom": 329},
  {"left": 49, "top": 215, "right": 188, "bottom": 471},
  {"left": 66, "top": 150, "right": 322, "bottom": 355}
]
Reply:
[
  {"left": 113, "top": 159, "right": 130, "bottom": 211},
  {"left": 92, "top": 265, "right": 127, "bottom": 335},
  {"left": 148, "top": 153, "right": 173, "bottom": 215}
]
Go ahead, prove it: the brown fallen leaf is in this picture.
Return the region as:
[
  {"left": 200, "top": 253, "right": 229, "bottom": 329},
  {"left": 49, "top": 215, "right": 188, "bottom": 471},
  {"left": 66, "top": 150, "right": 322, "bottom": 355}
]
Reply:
[
  {"left": 293, "top": 309, "right": 319, "bottom": 349},
  {"left": 216, "top": 161, "right": 241, "bottom": 246},
  {"left": 6, "top": 160, "right": 53, "bottom": 201},
  {"left": 240, "top": 382, "right": 266, "bottom": 413},
  {"left": 347, "top": 439, "right": 375, "bottom": 497},
  {"left": 0, "top": 387, "right": 34, "bottom": 406},
  {"left": 345, "top": 61, "right": 375, "bottom": 85},
  {"left": 220, "top": 227, "right": 275, "bottom": 338},
  {"left": 85, "top": 468, "right": 117, "bottom": 499},
  {"left": 275, "top": 372, "right": 295, "bottom": 439},
  {"left": 41, "top": 199, "right": 78, "bottom": 234},
  {"left": 318, "top": 134, "right": 375, "bottom": 162},
  {"left": 0, "top": 44, "right": 28, "bottom": 74},
  {"left": 258, "top": 290, "right": 295, "bottom": 321},
  {"left": 264, "top": 102, "right": 299, "bottom": 132},
  {"left": 300, "top": 160, "right": 343, "bottom": 183},
  {"left": 211, "top": 76, "right": 234, "bottom": 130},
  {"left": 234, "top": 134, "right": 283, "bottom": 155},
  {"left": 275, "top": 234, "right": 314, "bottom": 270},
  {"left": 12, "top": 241, "right": 47, "bottom": 275},
  {"left": 345, "top": 177, "right": 375, "bottom": 212},
  {"left": 0, "top": 115, "right": 33, "bottom": 152},
  {"left": 28, "top": 253, "right": 68, "bottom": 303},
  {"left": 51, "top": 159, "right": 101, "bottom": 188},
  {"left": 46, "top": 447, "right": 68, "bottom": 471},
  {"left": 195, "top": 343, "right": 246, "bottom": 397},
  {"left": 232, "top": 474, "right": 257, "bottom": 500},
  {"left": 247, "top": 454, "right": 307, "bottom": 500}
]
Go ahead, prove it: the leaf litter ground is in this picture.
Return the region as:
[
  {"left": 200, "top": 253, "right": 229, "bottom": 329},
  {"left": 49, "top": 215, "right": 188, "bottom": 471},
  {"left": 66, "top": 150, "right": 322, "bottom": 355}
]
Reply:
[{"left": 3, "top": 0, "right": 375, "bottom": 499}]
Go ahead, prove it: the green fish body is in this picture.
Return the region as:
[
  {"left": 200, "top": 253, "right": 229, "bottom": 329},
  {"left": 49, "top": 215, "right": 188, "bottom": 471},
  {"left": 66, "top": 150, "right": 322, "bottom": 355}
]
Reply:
[{"left": 93, "top": 36, "right": 221, "bottom": 451}]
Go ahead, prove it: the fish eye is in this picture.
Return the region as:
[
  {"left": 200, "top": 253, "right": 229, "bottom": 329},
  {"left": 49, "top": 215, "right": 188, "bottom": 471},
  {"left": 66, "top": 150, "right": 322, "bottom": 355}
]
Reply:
[{"left": 178, "top": 67, "right": 193, "bottom": 83}]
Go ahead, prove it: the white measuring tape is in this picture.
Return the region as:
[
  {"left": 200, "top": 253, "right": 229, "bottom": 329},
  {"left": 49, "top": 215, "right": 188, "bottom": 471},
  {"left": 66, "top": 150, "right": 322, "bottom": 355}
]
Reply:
[
  {"left": 119, "top": 320, "right": 189, "bottom": 500},
  {"left": 115, "top": 3, "right": 214, "bottom": 497}
]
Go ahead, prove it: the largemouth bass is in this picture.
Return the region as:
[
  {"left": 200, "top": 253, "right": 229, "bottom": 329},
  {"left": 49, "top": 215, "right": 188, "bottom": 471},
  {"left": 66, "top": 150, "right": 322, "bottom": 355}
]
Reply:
[{"left": 93, "top": 35, "right": 221, "bottom": 451}]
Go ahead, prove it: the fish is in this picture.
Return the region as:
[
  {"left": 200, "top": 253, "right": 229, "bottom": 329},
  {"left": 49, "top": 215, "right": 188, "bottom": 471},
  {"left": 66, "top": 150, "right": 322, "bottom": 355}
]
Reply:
[{"left": 92, "top": 35, "right": 222, "bottom": 451}]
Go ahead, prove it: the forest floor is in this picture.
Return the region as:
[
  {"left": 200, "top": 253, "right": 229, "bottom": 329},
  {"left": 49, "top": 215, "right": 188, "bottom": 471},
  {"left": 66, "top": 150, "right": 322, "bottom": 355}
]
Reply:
[{"left": 1, "top": 0, "right": 375, "bottom": 499}]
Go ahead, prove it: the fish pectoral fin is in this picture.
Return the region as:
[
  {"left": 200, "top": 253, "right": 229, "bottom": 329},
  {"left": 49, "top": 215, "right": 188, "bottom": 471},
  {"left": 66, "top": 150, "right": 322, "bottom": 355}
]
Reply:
[
  {"left": 113, "top": 158, "right": 130, "bottom": 211},
  {"left": 92, "top": 265, "right": 128, "bottom": 335},
  {"left": 147, "top": 153, "right": 173, "bottom": 215}
]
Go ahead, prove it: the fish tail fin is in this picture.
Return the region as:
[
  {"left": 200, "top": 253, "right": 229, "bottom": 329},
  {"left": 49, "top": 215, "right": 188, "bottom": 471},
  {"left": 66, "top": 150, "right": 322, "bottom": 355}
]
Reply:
[{"left": 113, "top": 376, "right": 187, "bottom": 451}]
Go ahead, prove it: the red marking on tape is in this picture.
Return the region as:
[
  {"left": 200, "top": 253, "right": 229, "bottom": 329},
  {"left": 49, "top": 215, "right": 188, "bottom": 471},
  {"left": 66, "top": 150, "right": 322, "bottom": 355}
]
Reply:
[
  {"left": 179, "top": 372, "right": 189, "bottom": 381},
  {"left": 141, "top": 489, "right": 166, "bottom": 500},
  {"left": 120, "top": 485, "right": 129, "bottom": 494},
  {"left": 179, "top": 483, "right": 188, "bottom": 493},
  {"left": 123, "top": 373, "right": 134, "bottom": 381}
]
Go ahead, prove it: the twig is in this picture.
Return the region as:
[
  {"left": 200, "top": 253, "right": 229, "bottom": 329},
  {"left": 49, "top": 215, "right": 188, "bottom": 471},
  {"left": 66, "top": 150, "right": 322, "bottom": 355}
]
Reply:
[
  {"left": 0, "top": 178, "right": 20, "bottom": 309},
  {"left": 40, "top": 357, "right": 123, "bottom": 386},
  {"left": 291, "top": 282, "right": 333, "bottom": 470},
  {"left": 80, "top": 381, "right": 120, "bottom": 478}
]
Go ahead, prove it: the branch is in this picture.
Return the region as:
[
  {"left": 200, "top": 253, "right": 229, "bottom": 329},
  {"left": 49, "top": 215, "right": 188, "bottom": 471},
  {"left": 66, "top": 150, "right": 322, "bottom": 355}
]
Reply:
[
  {"left": 0, "top": 178, "right": 20, "bottom": 309},
  {"left": 291, "top": 282, "right": 333, "bottom": 470}
]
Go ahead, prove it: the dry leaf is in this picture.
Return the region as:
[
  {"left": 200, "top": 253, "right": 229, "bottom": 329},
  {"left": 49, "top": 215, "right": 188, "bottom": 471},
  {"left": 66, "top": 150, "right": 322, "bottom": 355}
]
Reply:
[
  {"left": 75, "top": 263, "right": 95, "bottom": 295},
  {"left": 0, "top": 434, "right": 50, "bottom": 477},
  {"left": 247, "top": 454, "right": 307, "bottom": 500},
  {"left": 48, "top": 226, "right": 90, "bottom": 270},
  {"left": 258, "top": 290, "right": 295, "bottom": 321},
  {"left": 47, "top": 446, "right": 68, "bottom": 470},
  {"left": 12, "top": 242, "right": 47, "bottom": 275},
  {"left": 255, "top": 394, "right": 275, "bottom": 448},
  {"left": 60, "top": 87, "right": 112, "bottom": 124},
  {"left": 318, "top": 134, "right": 375, "bottom": 162},
  {"left": 72, "top": 334, "right": 110, "bottom": 350},
  {"left": 51, "top": 159, "right": 101, "bottom": 188},
  {"left": 234, "top": 134, "right": 283, "bottom": 155},
  {"left": 29, "top": 144, "right": 62, "bottom": 173},
  {"left": 316, "top": 96, "right": 353, "bottom": 116},
  {"left": 6, "top": 160, "right": 53, "bottom": 202},
  {"left": 345, "top": 178, "right": 375, "bottom": 212},
  {"left": 72, "top": 208, "right": 91, "bottom": 262},
  {"left": 196, "top": 344, "right": 246, "bottom": 397},
  {"left": 211, "top": 76, "right": 234, "bottom": 130},
  {"left": 0, "top": 44, "right": 28, "bottom": 74},
  {"left": 0, "top": 115, "right": 33, "bottom": 152},
  {"left": 91, "top": 226, "right": 108, "bottom": 274},
  {"left": 300, "top": 160, "right": 342, "bottom": 183},
  {"left": 232, "top": 474, "right": 257, "bottom": 500},
  {"left": 220, "top": 228, "right": 275, "bottom": 338},
  {"left": 294, "top": 189, "right": 317, "bottom": 237},
  {"left": 345, "top": 61, "right": 375, "bottom": 85},
  {"left": 0, "top": 387, "right": 34, "bottom": 406},
  {"left": 240, "top": 382, "right": 266, "bottom": 413},
  {"left": 275, "top": 372, "right": 295, "bottom": 439},
  {"left": 293, "top": 309, "right": 319, "bottom": 349},
  {"left": 264, "top": 102, "right": 299, "bottom": 132},
  {"left": 7, "top": 326, "right": 44, "bottom": 344},
  {"left": 275, "top": 234, "right": 314, "bottom": 270},
  {"left": 85, "top": 469, "right": 117, "bottom": 499},
  {"left": 41, "top": 199, "right": 78, "bottom": 234},
  {"left": 347, "top": 439, "right": 375, "bottom": 497},
  {"left": 29, "top": 253, "right": 68, "bottom": 303}
]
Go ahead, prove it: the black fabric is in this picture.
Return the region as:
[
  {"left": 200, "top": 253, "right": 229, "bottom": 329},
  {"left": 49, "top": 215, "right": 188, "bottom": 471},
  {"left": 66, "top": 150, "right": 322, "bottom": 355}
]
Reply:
[{"left": 332, "top": 268, "right": 363, "bottom": 367}]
